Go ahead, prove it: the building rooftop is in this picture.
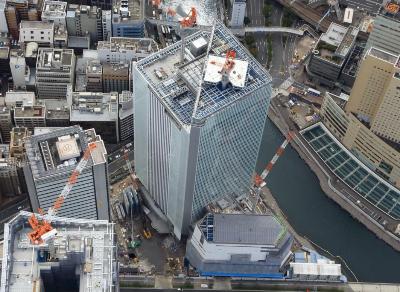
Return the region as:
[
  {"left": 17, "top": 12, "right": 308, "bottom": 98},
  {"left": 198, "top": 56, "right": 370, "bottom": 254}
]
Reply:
[
  {"left": 0, "top": 47, "right": 9, "bottom": 59},
  {"left": 44, "top": 99, "right": 70, "bottom": 120},
  {"left": 20, "top": 20, "right": 53, "bottom": 30},
  {"left": 113, "top": 0, "right": 143, "bottom": 22},
  {"left": 98, "top": 37, "right": 158, "bottom": 54},
  {"left": 14, "top": 105, "right": 45, "bottom": 118},
  {"left": 314, "top": 23, "right": 358, "bottom": 65},
  {"left": 42, "top": 0, "right": 67, "bottom": 17},
  {"left": 70, "top": 92, "right": 118, "bottom": 122},
  {"left": 0, "top": 211, "right": 117, "bottom": 292},
  {"left": 368, "top": 47, "right": 399, "bottom": 65},
  {"left": 5, "top": 91, "right": 35, "bottom": 107},
  {"left": 119, "top": 91, "right": 133, "bottom": 118},
  {"left": 67, "top": 4, "right": 101, "bottom": 18},
  {"left": 135, "top": 21, "right": 271, "bottom": 127},
  {"left": 24, "top": 126, "right": 107, "bottom": 180},
  {"left": 198, "top": 213, "right": 287, "bottom": 246},
  {"left": 37, "top": 48, "right": 74, "bottom": 70}
]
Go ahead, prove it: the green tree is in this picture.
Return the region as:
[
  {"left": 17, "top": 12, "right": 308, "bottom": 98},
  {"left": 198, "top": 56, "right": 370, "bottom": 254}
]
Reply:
[{"left": 244, "top": 16, "right": 251, "bottom": 26}]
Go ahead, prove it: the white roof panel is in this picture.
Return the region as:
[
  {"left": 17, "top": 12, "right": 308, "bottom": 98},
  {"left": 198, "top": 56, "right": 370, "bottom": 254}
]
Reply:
[{"left": 204, "top": 55, "right": 248, "bottom": 88}]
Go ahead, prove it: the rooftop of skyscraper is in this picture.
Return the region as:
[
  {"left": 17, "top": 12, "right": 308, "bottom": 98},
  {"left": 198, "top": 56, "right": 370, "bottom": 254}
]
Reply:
[
  {"left": 368, "top": 47, "right": 399, "bottom": 64},
  {"left": 24, "top": 126, "right": 106, "bottom": 179},
  {"left": 135, "top": 21, "right": 271, "bottom": 127},
  {"left": 0, "top": 211, "right": 117, "bottom": 292}
]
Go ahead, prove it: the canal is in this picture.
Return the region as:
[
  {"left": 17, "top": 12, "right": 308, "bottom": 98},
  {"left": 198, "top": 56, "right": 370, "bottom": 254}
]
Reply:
[{"left": 257, "top": 118, "right": 400, "bottom": 283}]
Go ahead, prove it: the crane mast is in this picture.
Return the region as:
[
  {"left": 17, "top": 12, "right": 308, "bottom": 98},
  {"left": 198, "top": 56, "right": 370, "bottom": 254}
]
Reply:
[
  {"left": 252, "top": 132, "right": 294, "bottom": 212},
  {"left": 27, "top": 142, "right": 97, "bottom": 245}
]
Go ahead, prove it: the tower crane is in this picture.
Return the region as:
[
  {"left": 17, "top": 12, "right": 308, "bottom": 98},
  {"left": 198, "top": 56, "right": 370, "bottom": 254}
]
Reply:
[
  {"left": 252, "top": 132, "right": 294, "bottom": 212},
  {"left": 27, "top": 143, "right": 97, "bottom": 245},
  {"left": 179, "top": 7, "right": 197, "bottom": 63}
]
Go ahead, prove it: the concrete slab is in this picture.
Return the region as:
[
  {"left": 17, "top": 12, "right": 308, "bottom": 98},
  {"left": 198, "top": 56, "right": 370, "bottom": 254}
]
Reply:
[
  {"left": 213, "top": 277, "right": 232, "bottom": 290},
  {"left": 347, "top": 283, "right": 400, "bottom": 292},
  {"left": 155, "top": 275, "right": 173, "bottom": 289}
]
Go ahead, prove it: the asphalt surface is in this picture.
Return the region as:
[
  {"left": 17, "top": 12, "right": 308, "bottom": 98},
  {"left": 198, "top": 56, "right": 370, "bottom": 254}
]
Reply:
[{"left": 246, "top": 0, "right": 266, "bottom": 65}]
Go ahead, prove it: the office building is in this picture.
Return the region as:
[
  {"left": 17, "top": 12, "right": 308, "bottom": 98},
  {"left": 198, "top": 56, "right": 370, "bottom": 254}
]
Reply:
[
  {"left": 23, "top": 126, "right": 110, "bottom": 220},
  {"left": 10, "top": 49, "right": 30, "bottom": 90},
  {"left": 85, "top": 59, "right": 103, "bottom": 92},
  {"left": 134, "top": 21, "right": 271, "bottom": 238},
  {"left": 36, "top": 48, "right": 76, "bottom": 99},
  {"left": 9, "top": 126, "right": 29, "bottom": 160},
  {"left": 102, "top": 10, "right": 112, "bottom": 40},
  {"left": 5, "top": 91, "right": 35, "bottom": 108},
  {"left": 0, "top": 140, "right": 27, "bottom": 199},
  {"left": 69, "top": 92, "right": 119, "bottom": 143},
  {"left": 230, "top": 0, "right": 246, "bottom": 27},
  {"left": 320, "top": 92, "right": 400, "bottom": 187},
  {"left": 98, "top": 37, "right": 158, "bottom": 64},
  {"left": 0, "top": 0, "right": 8, "bottom": 33},
  {"left": 66, "top": 4, "right": 103, "bottom": 44},
  {"left": 0, "top": 45, "right": 11, "bottom": 75},
  {"left": 1, "top": 211, "right": 118, "bottom": 292},
  {"left": 345, "top": 47, "right": 400, "bottom": 144},
  {"left": 19, "top": 21, "right": 54, "bottom": 47},
  {"left": 186, "top": 213, "right": 293, "bottom": 278},
  {"left": 53, "top": 24, "right": 68, "bottom": 48},
  {"left": 103, "top": 63, "right": 129, "bottom": 93},
  {"left": 118, "top": 90, "right": 133, "bottom": 141},
  {"left": 44, "top": 99, "right": 70, "bottom": 127},
  {"left": 41, "top": 0, "right": 67, "bottom": 26},
  {"left": 5, "top": 0, "right": 41, "bottom": 39},
  {"left": 14, "top": 105, "right": 46, "bottom": 131},
  {"left": 307, "top": 23, "right": 358, "bottom": 87},
  {"left": 365, "top": 14, "right": 400, "bottom": 56},
  {"left": 112, "top": 0, "right": 144, "bottom": 38},
  {"left": 90, "top": 0, "right": 112, "bottom": 10},
  {"left": 0, "top": 107, "right": 12, "bottom": 144}
]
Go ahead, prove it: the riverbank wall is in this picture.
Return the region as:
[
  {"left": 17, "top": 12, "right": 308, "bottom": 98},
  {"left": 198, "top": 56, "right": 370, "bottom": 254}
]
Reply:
[{"left": 267, "top": 101, "right": 400, "bottom": 252}]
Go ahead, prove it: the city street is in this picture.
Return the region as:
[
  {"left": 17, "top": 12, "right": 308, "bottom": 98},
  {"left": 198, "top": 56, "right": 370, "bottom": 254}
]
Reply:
[{"left": 246, "top": 0, "right": 266, "bottom": 64}]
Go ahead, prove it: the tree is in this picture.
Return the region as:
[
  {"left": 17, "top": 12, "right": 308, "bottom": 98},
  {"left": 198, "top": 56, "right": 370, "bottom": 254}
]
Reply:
[{"left": 244, "top": 16, "right": 251, "bottom": 26}]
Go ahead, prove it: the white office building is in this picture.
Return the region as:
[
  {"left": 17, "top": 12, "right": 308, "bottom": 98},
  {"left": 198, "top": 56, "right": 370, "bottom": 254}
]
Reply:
[{"left": 230, "top": 0, "right": 246, "bottom": 27}]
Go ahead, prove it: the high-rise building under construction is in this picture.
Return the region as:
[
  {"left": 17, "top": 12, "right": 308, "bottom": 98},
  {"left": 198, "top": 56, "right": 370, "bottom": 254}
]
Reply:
[{"left": 133, "top": 21, "right": 272, "bottom": 238}]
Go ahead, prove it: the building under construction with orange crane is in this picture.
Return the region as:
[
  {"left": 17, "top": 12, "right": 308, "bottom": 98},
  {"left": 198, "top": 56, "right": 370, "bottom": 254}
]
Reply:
[
  {"left": 23, "top": 126, "right": 110, "bottom": 221},
  {"left": 1, "top": 211, "right": 118, "bottom": 292},
  {"left": 133, "top": 20, "right": 272, "bottom": 239}
]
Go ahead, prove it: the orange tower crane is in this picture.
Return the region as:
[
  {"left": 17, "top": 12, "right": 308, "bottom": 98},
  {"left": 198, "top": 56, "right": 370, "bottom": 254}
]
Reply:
[
  {"left": 179, "top": 7, "right": 197, "bottom": 63},
  {"left": 27, "top": 143, "right": 97, "bottom": 244},
  {"left": 252, "top": 131, "right": 294, "bottom": 212}
]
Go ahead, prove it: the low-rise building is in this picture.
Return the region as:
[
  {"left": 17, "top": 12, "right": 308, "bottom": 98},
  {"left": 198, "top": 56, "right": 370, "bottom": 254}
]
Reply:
[
  {"left": 112, "top": 0, "right": 144, "bottom": 38},
  {"left": 85, "top": 59, "right": 103, "bottom": 92},
  {"left": 19, "top": 21, "right": 54, "bottom": 47},
  {"left": 69, "top": 91, "right": 119, "bottom": 143},
  {"left": 9, "top": 49, "right": 30, "bottom": 90},
  {"left": 98, "top": 37, "right": 158, "bottom": 64},
  {"left": 186, "top": 213, "right": 293, "bottom": 278},
  {"left": 307, "top": 23, "right": 358, "bottom": 87},
  {"left": 9, "top": 127, "right": 29, "bottom": 160},
  {"left": 36, "top": 48, "right": 76, "bottom": 100},
  {"left": 66, "top": 4, "right": 103, "bottom": 44},
  {"left": 44, "top": 99, "right": 70, "bottom": 127},
  {"left": 41, "top": 0, "right": 68, "bottom": 26},
  {"left": 5, "top": 91, "right": 35, "bottom": 108},
  {"left": 14, "top": 105, "right": 46, "bottom": 131},
  {"left": 0, "top": 107, "right": 12, "bottom": 144},
  {"left": 102, "top": 63, "right": 129, "bottom": 93}
]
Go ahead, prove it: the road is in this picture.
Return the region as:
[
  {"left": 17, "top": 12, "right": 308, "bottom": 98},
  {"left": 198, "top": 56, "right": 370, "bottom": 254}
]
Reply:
[{"left": 246, "top": 0, "right": 266, "bottom": 65}]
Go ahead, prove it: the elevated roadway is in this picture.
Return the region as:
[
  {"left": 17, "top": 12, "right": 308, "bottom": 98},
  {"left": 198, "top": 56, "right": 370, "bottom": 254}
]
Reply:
[{"left": 231, "top": 26, "right": 305, "bottom": 36}]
